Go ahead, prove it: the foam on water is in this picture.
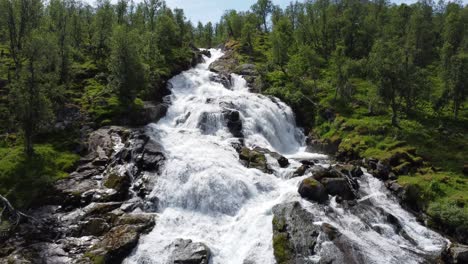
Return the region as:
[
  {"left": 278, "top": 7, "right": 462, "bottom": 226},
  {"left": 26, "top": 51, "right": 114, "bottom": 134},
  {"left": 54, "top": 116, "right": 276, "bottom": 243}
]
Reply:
[{"left": 124, "top": 49, "right": 447, "bottom": 264}]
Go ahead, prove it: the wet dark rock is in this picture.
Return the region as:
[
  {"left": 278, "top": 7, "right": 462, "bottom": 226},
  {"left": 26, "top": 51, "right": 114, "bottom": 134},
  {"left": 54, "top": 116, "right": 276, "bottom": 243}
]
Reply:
[
  {"left": 372, "top": 161, "right": 391, "bottom": 180},
  {"left": 200, "top": 50, "right": 211, "bottom": 58},
  {"left": 139, "top": 138, "right": 165, "bottom": 172},
  {"left": 210, "top": 74, "right": 232, "bottom": 89},
  {"left": 138, "top": 102, "right": 168, "bottom": 125},
  {"left": 223, "top": 109, "right": 243, "bottom": 138},
  {"left": 273, "top": 154, "right": 289, "bottom": 168},
  {"left": 298, "top": 177, "right": 328, "bottom": 203},
  {"left": 169, "top": 238, "right": 211, "bottom": 264},
  {"left": 321, "top": 178, "right": 356, "bottom": 201},
  {"left": 293, "top": 164, "right": 310, "bottom": 177},
  {"left": 300, "top": 160, "right": 315, "bottom": 166},
  {"left": 319, "top": 223, "right": 367, "bottom": 264},
  {"left": 272, "top": 202, "right": 319, "bottom": 264},
  {"left": 335, "top": 164, "right": 363, "bottom": 178},
  {"left": 252, "top": 147, "right": 289, "bottom": 168},
  {"left": 445, "top": 244, "right": 468, "bottom": 264},
  {"left": 311, "top": 167, "right": 343, "bottom": 182}
]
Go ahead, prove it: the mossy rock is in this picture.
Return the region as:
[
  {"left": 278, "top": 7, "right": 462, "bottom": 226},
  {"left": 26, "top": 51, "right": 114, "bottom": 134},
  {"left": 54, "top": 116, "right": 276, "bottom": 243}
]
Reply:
[
  {"left": 104, "top": 171, "right": 130, "bottom": 195},
  {"left": 273, "top": 233, "right": 293, "bottom": 264},
  {"left": 239, "top": 147, "right": 268, "bottom": 172},
  {"left": 298, "top": 177, "right": 328, "bottom": 203}
]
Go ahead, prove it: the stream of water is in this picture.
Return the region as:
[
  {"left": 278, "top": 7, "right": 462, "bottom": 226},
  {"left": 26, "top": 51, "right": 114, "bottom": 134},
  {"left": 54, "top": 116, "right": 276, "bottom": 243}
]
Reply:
[{"left": 124, "top": 49, "right": 448, "bottom": 264}]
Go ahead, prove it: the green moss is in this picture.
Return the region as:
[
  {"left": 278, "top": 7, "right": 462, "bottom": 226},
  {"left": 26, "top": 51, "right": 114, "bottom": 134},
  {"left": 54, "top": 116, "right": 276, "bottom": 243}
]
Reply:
[
  {"left": 272, "top": 233, "right": 292, "bottom": 264},
  {"left": 0, "top": 145, "right": 79, "bottom": 208},
  {"left": 303, "top": 178, "right": 320, "bottom": 187},
  {"left": 83, "top": 252, "right": 106, "bottom": 264},
  {"left": 104, "top": 171, "right": 128, "bottom": 190}
]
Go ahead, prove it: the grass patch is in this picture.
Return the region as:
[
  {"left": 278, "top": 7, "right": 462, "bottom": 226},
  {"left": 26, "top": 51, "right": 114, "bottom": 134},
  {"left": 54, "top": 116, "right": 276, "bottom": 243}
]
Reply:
[{"left": 0, "top": 145, "right": 79, "bottom": 208}]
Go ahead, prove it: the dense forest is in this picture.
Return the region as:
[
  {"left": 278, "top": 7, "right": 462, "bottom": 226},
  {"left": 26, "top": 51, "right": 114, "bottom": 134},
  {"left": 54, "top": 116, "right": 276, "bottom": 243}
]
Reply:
[
  {"left": 0, "top": 0, "right": 211, "bottom": 209},
  {"left": 0, "top": 0, "right": 467, "bottom": 257}
]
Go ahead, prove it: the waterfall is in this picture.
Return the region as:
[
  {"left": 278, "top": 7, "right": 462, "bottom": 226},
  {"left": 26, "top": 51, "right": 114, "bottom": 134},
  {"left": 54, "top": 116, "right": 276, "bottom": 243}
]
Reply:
[{"left": 124, "top": 50, "right": 447, "bottom": 264}]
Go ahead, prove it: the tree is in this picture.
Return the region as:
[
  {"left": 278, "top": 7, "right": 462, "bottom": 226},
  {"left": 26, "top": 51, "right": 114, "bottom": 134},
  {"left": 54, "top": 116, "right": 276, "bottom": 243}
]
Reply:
[
  {"left": 116, "top": 0, "right": 128, "bottom": 25},
  {"left": 92, "top": 0, "right": 114, "bottom": 67},
  {"left": 251, "top": 0, "right": 273, "bottom": 33},
  {"left": 369, "top": 40, "right": 405, "bottom": 126},
  {"left": 108, "top": 26, "right": 146, "bottom": 106},
  {"left": 1, "top": 0, "right": 42, "bottom": 75},
  {"left": 143, "top": 0, "right": 162, "bottom": 32},
  {"left": 10, "top": 33, "right": 57, "bottom": 156},
  {"left": 331, "top": 45, "right": 353, "bottom": 102},
  {"left": 287, "top": 44, "right": 323, "bottom": 90},
  {"left": 155, "top": 11, "right": 180, "bottom": 62},
  {"left": 204, "top": 22, "right": 213, "bottom": 48},
  {"left": 270, "top": 16, "right": 293, "bottom": 70},
  {"left": 445, "top": 53, "right": 467, "bottom": 119},
  {"left": 48, "top": 0, "right": 71, "bottom": 84},
  {"left": 241, "top": 19, "right": 255, "bottom": 53}
]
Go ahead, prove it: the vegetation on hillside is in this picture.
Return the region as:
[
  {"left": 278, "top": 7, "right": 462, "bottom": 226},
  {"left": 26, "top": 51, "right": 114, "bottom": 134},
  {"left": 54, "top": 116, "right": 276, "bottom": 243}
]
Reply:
[
  {"left": 210, "top": 0, "right": 467, "bottom": 242},
  {"left": 0, "top": 0, "right": 204, "bottom": 208}
]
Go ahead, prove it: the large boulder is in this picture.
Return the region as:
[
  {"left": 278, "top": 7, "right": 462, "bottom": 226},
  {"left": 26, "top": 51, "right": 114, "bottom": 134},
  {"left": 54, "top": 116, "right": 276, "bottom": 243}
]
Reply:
[
  {"left": 140, "top": 138, "right": 165, "bottom": 172},
  {"left": 298, "top": 177, "right": 328, "bottom": 203},
  {"left": 103, "top": 169, "right": 131, "bottom": 200},
  {"left": 445, "top": 244, "right": 468, "bottom": 264},
  {"left": 85, "top": 214, "right": 156, "bottom": 264},
  {"left": 252, "top": 147, "right": 289, "bottom": 168},
  {"left": 239, "top": 147, "right": 270, "bottom": 173},
  {"left": 86, "top": 225, "right": 141, "bottom": 264},
  {"left": 223, "top": 109, "right": 243, "bottom": 138},
  {"left": 138, "top": 102, "right": 168, "bottom": 125},
  {"left": 169, "top": 239, "right": 211, "bottom": 264},
  {"left": 321, "top": 178, "right": 356, "bottom": 201},
  {"left": 272, "top": 202, "right": 320, "bottom": 264}
]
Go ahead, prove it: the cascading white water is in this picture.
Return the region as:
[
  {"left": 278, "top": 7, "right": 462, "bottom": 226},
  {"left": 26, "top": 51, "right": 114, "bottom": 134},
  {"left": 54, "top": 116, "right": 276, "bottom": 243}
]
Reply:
[{"left": 125, "top": 49, "right": 447, "bottom": 264}]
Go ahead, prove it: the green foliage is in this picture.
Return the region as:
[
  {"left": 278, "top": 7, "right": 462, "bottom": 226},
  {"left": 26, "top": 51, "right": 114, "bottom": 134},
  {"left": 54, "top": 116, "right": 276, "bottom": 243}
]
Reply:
[
  {"left": 108, "top": 26, "right": 146, "bottom": 105},
  {"left": 0, "top": 145, "right": 79, "bottom": 208}
]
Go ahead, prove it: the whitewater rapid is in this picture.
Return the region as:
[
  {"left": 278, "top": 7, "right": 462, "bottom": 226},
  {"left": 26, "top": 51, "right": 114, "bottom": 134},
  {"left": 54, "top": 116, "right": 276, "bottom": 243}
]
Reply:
[{"left": 124, "top": 49, "right": 447, "bottom": 264}]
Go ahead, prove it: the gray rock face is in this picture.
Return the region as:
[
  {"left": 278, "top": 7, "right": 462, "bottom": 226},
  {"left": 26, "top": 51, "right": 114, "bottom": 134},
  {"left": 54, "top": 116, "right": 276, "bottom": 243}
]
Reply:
[
  {"left": 139, "top": 101, "right": 168, "bottom": 125},
  {"left": 0, "top": 126, "right": 164, "bottom": 263},
  {"left": 169, "top": 239, "right": 211, "bottom": 264},
  {"left": 272, "top": 202, "right": 320, "bottom": 264}
]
